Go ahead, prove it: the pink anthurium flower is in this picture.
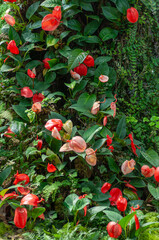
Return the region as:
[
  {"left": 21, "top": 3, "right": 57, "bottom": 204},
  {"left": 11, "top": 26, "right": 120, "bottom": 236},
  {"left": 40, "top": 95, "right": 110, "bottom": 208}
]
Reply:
[
  {"left": 85, "top": 148, "right": 97, "bottom": 166},
  {"left": 68, "top": 136, "right": 87, "bottom": 153},
  {"left": 70, "top": 70, "right": 80, "bottom": 80},
  {"left": 3, "top": 14, "right": 15, "bottom": 26},
  {"left": 91, "top": 101, "right": 100, "bottom": 115},
  {"left": 141, "top": 165, "right": 155, "bottom": 178},
  {"left": 59, "top": 143, "right": 73, "bottom": 152},
  {"left": 121, "top": 159, "right": 136, "bottom": 175},
  {"left": 45, "top": 119, "right": 63, "bottom": 131},
  {"left": 52, "top": 127, "right": 61, "bottom": 140},
  {"left": 99, "top": 75, "right": 109, "bottom": 83},
  {"left": 21, "top": 87, "right": 33, "bottom": 98}
]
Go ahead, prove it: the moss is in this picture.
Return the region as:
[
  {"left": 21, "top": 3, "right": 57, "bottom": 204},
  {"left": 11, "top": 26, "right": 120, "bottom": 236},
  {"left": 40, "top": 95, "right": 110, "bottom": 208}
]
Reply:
[{"left": 0, "top": 221, "right": 12, "bottom": 236}]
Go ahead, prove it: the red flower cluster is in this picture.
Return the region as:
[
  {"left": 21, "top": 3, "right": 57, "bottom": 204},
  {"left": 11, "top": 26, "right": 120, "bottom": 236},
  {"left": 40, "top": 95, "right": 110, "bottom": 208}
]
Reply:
[
  {"left": 42, "top": 6, "right": 62, "bottom": 31},
  {"left": 3, "top": 0, "right": 16, "bottom": 2},
  {"left": 106, "top": 135, "right": 114, "bottom": 152},
  {"left": 73, "top": 55, "right": 94, "bottom": 77}
]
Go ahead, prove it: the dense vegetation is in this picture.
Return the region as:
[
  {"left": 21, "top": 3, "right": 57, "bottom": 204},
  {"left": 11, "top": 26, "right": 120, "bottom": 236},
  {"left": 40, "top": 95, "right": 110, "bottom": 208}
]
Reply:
[{"left": 0, "top": 0, "right": 159, "bottom": 239}]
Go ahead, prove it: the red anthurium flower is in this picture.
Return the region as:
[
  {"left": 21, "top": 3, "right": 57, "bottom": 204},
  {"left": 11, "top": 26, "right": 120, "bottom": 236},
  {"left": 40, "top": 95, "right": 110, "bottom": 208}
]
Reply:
[
  {"left": 141, "top": 165, "right": 155, "bottom": 178},
  {"left": 27, "top": 69, "right": 36, "bottom": 79},
  {"left": 52, "top": 127, "right": 61, "bottom": 140},
  {"left": 7, "top": 40, "right": 19, "bottom": 54},
  {"left": 37, "top": 139, "right": 43, "bottom": 150},
  {"left": 131, "top": 205, "right": 140, "bottom": 230},
  {"left": 121, "top": 159, "right": 136, "bottom": 175},
  {"left": 117, "top": 196, "right": 127, "bottom": 212},
  {"left": 4, "top": 127, "right": 16, "bottom": 138},
  {"left": 108, "top": 145, "right": 114, "bottom": 152},
  {"left": 32, "top": 102, "right": 41, "bottom": 113},
  {"left": 99, "top": 75, "right": 109, "bottom": 83},
  {"left": 74, "top": 63, "right": 87, "bottom": 76},
  {"left": 127, "top": 133, "right": 141, "bottom": 156},
  {"left": 68, "top": 136, "right": 87, "bottom": 153},
  {"left": 79, "top": 194, "right": 87, "bottom": 216},
  {"left": 33, "top": 93, "right": 45, "bottom": 103},
  {"left": 0, "top": 191, "right": 18, "bottom": 201},
  {"left": 13, "top": 171, "right": 30, "bottom": 185},
  {"left": 21, "top": 194, "right": 44, "bottom": 207},
  {"left": 42, "top": 6, "right": 61, "bottom": 31},
  {"left": 127, "top": 7, "right": 139, "bottom": 23},
  {"left": 43, "top": 58, "right": 51, "bottom": 69},
  {"left": 85, "top": 148, "right": 97, "bottom": 166},
  {"left": 107, "top": 221, "right": 122, "bottom": 239},
  {"left": 101, "top": 182, "right": 111, "bottom": 194},
  {"left": 4, "top": 0, "right": 16, "bottom": 2},
  {"left": 47, "top": 163, "right": 57, "bottom": 173},
  {"left": 106, "top": 135, "right": 113, "bottom": 147},
  {"left": 17, "top": 187, "right": 30, "bottom": 196},
  {"left": 109, "top": 188, "right": 122, "bottom": 206},
  {"left": 70, "top": 70, "right": 80, "bottom": 80},
  {"left": 83, "top": 55, "right": 94, "bottom": 67},
  {"left": 21, "top": 87, "right": 33, "bottom": 98},
  {"left": 154, "top": 167, "right": 159, "bottom": 182},
  {"left": 3, "top": 14, "right": 15, "bottom": 26},
  {"left": 124, "top": 181, "right": 137, "bottom": 191},
  {"left": 45, "top": 119, "right": 63, "bottom": 131},
  {"left": 14, "top": 207, "right": 27, "bottom": 229},
  {"left": 128, "top": 133, "right": 134, "bottom": 141}
]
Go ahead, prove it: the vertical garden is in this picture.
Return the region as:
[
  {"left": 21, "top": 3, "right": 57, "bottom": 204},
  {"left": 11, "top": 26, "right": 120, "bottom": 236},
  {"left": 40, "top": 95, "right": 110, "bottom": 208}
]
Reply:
[{"left": 0, "top": 0, "right": 159, "bottom": 239}]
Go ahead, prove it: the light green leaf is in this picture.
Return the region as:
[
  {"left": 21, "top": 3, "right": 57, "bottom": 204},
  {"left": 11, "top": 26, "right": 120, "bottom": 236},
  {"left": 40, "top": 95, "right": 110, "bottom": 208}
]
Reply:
[
  {"left": 68, "top": 49, "right": 88, "bottom": 71},
  {"left": 83, "top": 125, "right": 102, "bottom": 143},
  {"left": 148, "top": 183, "right": 159, "bottom": 200},
  {"left": 104, "top": 210, "right": 123, "bottom": 221}
]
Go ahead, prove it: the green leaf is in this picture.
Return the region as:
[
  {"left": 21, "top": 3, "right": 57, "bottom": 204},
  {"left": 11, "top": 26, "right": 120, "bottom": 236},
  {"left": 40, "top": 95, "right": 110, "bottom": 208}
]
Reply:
[
  {"left": 8, "top": 26, "right": 21, "bottom": 45},
  {"left": 84, "top": 20, "right": 101, "bottom": 36},
  {"left": 10, "top": 121, "right": 26, "bottom": 135},
  {"left": 99, "top": 27, "right": 118, "bottom": 41},
  {"left": 148, "top": 183, "right": 159, "bottom": 200},
  {"left": 115, "top": 0, "right": 130, "bottom": 14},
  {"left": 16, "top": 72, "right": 32, "bottom": 88},
  {"left": 68, "top": 49, "right": 88, "bottom": 71},
  {"left": 72, "top": 80, "right": 88, "bottom": 97},
  {"left": 130, "top": 179, "right": 146, "bottom": 188},
  {"left": 67, "top": 19, "right": 82, "bottom": 32},
  {"left": 1, "top": 64, "right": 15, "bottom": 72},
  {"left": 25, "top": 60, "right": 42, "bottom": 70},
  {"left": 76, "top": 198, "right": 90, "bottom": 211},
  {"left": 25, "top": 147, "right": 39, "bottom": 159},
  {"left": 0, "top": 166, "right": 12, "bottom": 185},
  {"left": 103, "top": 210, "right": 123, "bottom": 221},
  {"left": 80, "top": 2, "right": 93, "bottom": 11},
  {"left": 89, "top": 206, "right": 108, "bottom": 215},
  {"left": 92, "top": 191, "right": 110, "bottom": 202},
  {"left": 31, "top": 207, "right": 45, "bottom": 220},
  {"left": 12, "top": 105, "right": 29, "bottom": 122},
  {"left": 49, "top": 112, "right": 67, "bottom": 122},
  {"left": 41, "top": 0, "right": 61, "bottom": 7},
  {"left": 123, "top": 189, "right": 139, "bottom": 201},
  {"left": 119, "top": 212, "right": 136, "bottom": 230},
  {"left": 141, "top": 150, "right": 159, "bottom": 167},
  {"left": 83, "top": 125, "right": 102, "bottom": 143},
  {"left": 9, "top": 202, "right": 21, "bottom": 210},
  {"left": 64, "top": 194, "right": 79, "bottom": 212},
  {"left": 116, "top": 116, "right": 126, "bottom": 139},
  {"left": 94, "top": 63, "right": 109, "bottom": 83},
  {"left": 92, "top": 138, "right": 106, "bottom": 149},
  {"left": 0, "top": 189, "right": 9, "bottom": 197},
  {"left": 26, "top": 1, "right": 40, "bottom": 19},
  {"left": 46, "top": 35, "right": 59, "bottom": 48},
  {"left": 49, "top": 63, "right": 67, "bottom": 71},
  {"left": 45, "top": 72, "right": 56, "bottom": 83},
  {"left": 95, "top": 56, "right": 112, "bottom": 65},
  {"left": 108, "top": 157, "right": 120, "bottom": 173},
  {"left": 102, "top": 6, "right": 121, "bottom": 22}
]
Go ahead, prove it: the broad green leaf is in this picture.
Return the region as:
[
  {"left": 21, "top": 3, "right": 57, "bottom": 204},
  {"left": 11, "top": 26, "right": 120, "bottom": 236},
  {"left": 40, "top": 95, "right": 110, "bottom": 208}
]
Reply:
[
  {"left": 104, "top": 210, "right": 123, "bottom": 221},
  {"left": 83, "top": 125, "right": 102, "bottom": 143},
  {"left": 99, "top": 27, "right": 118, "bottom": 41},
  {"left": 10, "top": 121, "right": 26, "bottom": 135},
  {"left": 80, "top": 2, "right": 93, "bottom": 11},
  {"left": 148, "top": 183, "right": 159, "bottom": 200},
  {"left": 31, "top": 207, "right": 45, "bottom": 220},
  {"left": 141, "top": 150, "right": 159, "bottom": 167},
  {"left": 1, "top": 64, "right": 15, "bottom": 72},
  {"left": 95, "top": 56, "right": 112, "bottom": 65},
  {"left": 92, "top": 191, "right": 110, "bottom": 202},
  {"left": 92, "top": 138, "right": 106, "bottom": 149},
  {"left": 68, "top": 49, "right": 88, "bottom": 71},
  {"left": 49, "top": 112, "right": 67, "bottom": 122},
  {"left": 25, "top": 60, "right": 42, "bottom": 70},
  {"left": 130, "top": 179, "right": 146, "bottom": 188},
  {"left": 89, "top": 206, "right": 108, "bottom": 215},
  {"left": 102, "top": 6, "right": 121, "bottom": 22},
  {"left": 49, "top": 63, "right": 67, "bottom": 71},
  {"left": 123, "top": 189, "right": 139, "bottom": 201},
  {"left": 0, "top": 167, "right": 12, "bottom": 185},
  {"left": 115, "top": 0, "right": 130, "bottom": 14},
  {"left": 26, "top": 1, "right": 40, "bottom": 19},
  {"left": 41, "top": 0, "right": 61, "bottom": 7},
  {"left": 45, "top": 72, "right": 56, "bottom": 83},
  {"left": 12, "top": 105, "right": 29, "bottom": 122},
  {"left": 67, "top": 35, "right": 82, "bottom": 45},
  {"left": 67, "top": 19, "right": 82, "bottom": 32},
  {"left": 108, "top": 157, "right": 120, "bottom": 173},
  {"left": 72, "top": 80, "right": 88, "bottom": 97},
  {"left": 94, "top": 63, "right": 109, "bottom": 83},
  {"left": 84, "top": 20, "right": 101, "bottom": 36},
  {"left": 46, "top": 35, "right": 59, "bottom": 48},
  {"left": 135, "top": 222, "right": 159, "bottom": 237},
  {"left": 116, "top": 116, "right": 126, "bottom": 139},
  {"left": 64, "top": 194, "right": 79, "bottom": 212},
  {"left": 0, "top": 189, "right": 9, "bottom": 197},
  {"left": 9, "top": 202, "right": 21, "bottom": 210},
  {"left": 25, "top": 147, "right": 39, "bottom": 159},
  {"left": 76, "top": 198, "right": 90, "bottom": 211},
  {"left": 16, "top": 72, "right": 32, "bottom": 88},
  {"left": 82, "top": 36, "right": 101, "bottom": 44},
  {"left": 119, "top": 212, "right": 136, "bottom": 230},
  {"left": 9, "top": 26, "right": 21, "bottom": 45}
]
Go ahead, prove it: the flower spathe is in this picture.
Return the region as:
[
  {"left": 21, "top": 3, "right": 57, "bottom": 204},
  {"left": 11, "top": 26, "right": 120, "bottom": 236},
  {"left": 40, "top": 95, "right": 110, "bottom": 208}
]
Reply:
[
  {"left": 107, "top": 221, "right": 122, "bottom": 239},
  {"left": 70, "top": 70, "right": 80, "bottom": 80},
  {"left": 109, "top": 188, "right": 122, "bottom": 206},
  {"left": 0, "top": 191, "right": 18, "bottom": 201},
  {"left": 154, "top": 167, "right": 159, "bottom": 182},
  {"left": 85, "top": 148, "right": 97, "bottom": 166},
  {"left": 32, "top": 102, "right": 41, "bottom": 113},
  {"left": 99, "top": 75, "right": 109, "bottom": 83},
  {"left": 74, "top": 64, "right": 87, "bottom": 76},
  {"left": 43, "top": 58, "right": 51, "bottom": 69},
  {"left": 101, "top": 182, "right": 111, "bottom": 194},
  {"left": 68, "top": 136, "right": 87, "bottom": 153},
  {"left": 21, "top": 87, "right": 33, "bottom": 98},
  {"left": 20, "top": 194, "right": 44, "bottom": 207},
  {"left": 91, "top": 101, "right": 100, "bottom": 115},
  {"left": 13, "top": 171, "right": 30, "bottom": 185},
  {"left": 121, "top": 159, "right": 136, "bottom": 175},
  {"left": 3, "top": 14, "right": 15, "bottom": 26},
  {"left": 4, "top": 0, "right": 16, "bottom": 2},
  {"left": 52, "top": 127, "right": 61, "bottom": 140},
  {"left": 141, "top": 165, "right": 155, "bottom": 178},
  {"left": 7, "top": 40, "right": 19, "bottom": 55},
  {"left": 45, "top": 119, "right": 63, "bottom": 131},
  {"left": 116, "top": 196, "right": 127, "bottom": 212},
  {"left": 14, "top": 207, "right": 27, "bottom": 229},
  {"left": 33, "top": 93, "right": 45, "bottom": 103},
  {"left": 42, "top": 6, "right": 62, "bottom": 31},
  {"left": 27, "top": 69, "right": 36, "bottom": 79},
  {"left": 37, "top": 139, "right": 43, "bottom": 150},
  {"left": 17, "top": 187, "right": 30, "bottom": 196},
  {"left": 47, "top": 163, "right": 57, "bottom": 173},
  {"left": 83, "top": 55, "right": 94, "bottom": 67},
  {"left": 127, "top": 7, "right": 139, "bottom": 23}
]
